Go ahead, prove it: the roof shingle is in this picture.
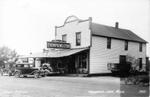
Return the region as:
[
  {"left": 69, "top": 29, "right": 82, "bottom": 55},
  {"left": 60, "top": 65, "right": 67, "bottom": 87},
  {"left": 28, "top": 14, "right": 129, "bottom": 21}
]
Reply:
[{"left": 91, "top": 23, "right": 147, "bottom": 43}]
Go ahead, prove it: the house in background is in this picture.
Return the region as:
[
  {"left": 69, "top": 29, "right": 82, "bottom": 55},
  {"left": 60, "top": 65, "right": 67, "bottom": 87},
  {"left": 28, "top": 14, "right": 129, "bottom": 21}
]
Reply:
[{"left": 53, "top": 15, "right": 147, "bottom": 74}]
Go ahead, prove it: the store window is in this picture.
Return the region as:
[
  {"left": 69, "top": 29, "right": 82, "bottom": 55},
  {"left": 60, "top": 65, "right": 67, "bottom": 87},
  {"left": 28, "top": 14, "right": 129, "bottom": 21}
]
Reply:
[
  {"left": 125, "top": 40, "right": 128, "bottom": 50},
  {"left": 82, "top": 54, "right": 87, "bottom": 68},
  {"left": 62, "top": 34, "right": 67, "bottom": 42},
  {"left": 77, "top": 52, "right": 88, "bottom": 74},
  {"left": 78, "top": 54, "right": 87, "bottom": 69},
  {"left": 78, "top": 56, "right": 82, "bottom": 68},
  {"left": 76, "top": 32, "right": 81, "bottom": 46},
  {"left": 107, "top": 37, "right": 111, "bottom": 49}
]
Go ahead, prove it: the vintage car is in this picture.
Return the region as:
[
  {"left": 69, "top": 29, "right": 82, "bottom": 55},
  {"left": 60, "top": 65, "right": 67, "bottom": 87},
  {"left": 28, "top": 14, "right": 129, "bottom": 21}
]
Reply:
[
  {"left": 107, "top": 62, "right": 131, "bottom": 74},
  {"left": 41, "top": 63, "right": 60, "bottom": 75},
  {"left": 14, "top": 63, "right": 48, "bottom": 78}
]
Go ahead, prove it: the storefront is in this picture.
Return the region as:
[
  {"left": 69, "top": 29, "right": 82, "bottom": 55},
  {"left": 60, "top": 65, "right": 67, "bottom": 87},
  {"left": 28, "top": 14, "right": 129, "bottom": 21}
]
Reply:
[
  {"left": 29, "top": 40, "right": 90, "bottom": 75},
  {"left": 24, "top": 15, "right": 147, "bottom": 75}
]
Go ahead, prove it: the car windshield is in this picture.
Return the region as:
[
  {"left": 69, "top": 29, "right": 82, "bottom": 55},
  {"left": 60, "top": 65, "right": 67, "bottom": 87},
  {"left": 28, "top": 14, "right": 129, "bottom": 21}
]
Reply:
[
  {"left": 16, "top": 64, "right": 23, "bottom": 67},
  {"left": 16, "top": 64, "right": 31, "bottom": 68},
  {"left": 30, "top": 64, "right": 34, "bottom": 67},
  {"left": 24, "top": 64, "right": 30, "bottom": 68}
]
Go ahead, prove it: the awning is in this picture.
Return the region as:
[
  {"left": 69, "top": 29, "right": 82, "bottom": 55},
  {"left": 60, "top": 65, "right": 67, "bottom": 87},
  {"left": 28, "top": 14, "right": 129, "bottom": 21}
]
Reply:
[
  {"left": 21, "top": 48, "right": 89, "bottom": 58},
  {"left": 47, "top": 47, "right": 89, "bottom": 57}
]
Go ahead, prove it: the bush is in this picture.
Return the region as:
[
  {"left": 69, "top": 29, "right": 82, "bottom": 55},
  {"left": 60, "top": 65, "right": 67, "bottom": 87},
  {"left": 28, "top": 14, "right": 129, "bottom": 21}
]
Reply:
[{"left": 123, "top": 74, "right": 149, "bottom": 87}]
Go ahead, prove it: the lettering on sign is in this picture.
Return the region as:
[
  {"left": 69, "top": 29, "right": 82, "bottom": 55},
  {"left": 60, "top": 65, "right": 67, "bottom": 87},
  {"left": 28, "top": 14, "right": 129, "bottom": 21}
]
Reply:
[{"left": 47, "top": 41, "right": 71, "bottom": 49}]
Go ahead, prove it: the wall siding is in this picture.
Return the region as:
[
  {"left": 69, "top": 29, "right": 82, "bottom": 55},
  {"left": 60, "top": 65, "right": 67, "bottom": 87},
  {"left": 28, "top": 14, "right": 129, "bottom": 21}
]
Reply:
[
  {"left": 90, "top": 36, "right": 146, "bottom": 74},
  {"left": 56, "top": 21, "right": 91, "bottom": 48}
]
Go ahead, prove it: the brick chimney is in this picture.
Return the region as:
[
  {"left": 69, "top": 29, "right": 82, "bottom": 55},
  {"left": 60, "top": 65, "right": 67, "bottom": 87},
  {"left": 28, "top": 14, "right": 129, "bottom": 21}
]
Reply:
[{"left": 115, "top": 22, "right": 119, "bottom": 29}]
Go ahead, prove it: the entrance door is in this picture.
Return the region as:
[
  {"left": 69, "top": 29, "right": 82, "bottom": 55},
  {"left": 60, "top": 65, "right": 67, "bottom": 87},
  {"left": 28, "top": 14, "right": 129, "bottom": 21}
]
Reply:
[
  {"left": 119, "top": 55, "right": 127, "bottom": 72},
  {"left": 119, "top": 55, "right": 131, "bottom": 73},
  {"left": 139, "top": 58, "right": 142, "bottom": 69},
  {"left": 68, "top": 56, "right": 76, "bottom": 74},
  {"left": 119, "top": 55, "right": 126, "bottom": 64},
  {"left": 75, "top": 51, "right": 88, "bottom": 74}
]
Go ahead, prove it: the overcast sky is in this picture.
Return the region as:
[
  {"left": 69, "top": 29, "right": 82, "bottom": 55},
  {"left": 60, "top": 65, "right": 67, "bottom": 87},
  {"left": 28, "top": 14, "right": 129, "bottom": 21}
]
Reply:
[{"left": 0, "top": 0, "right": 150, "bottom": 56}]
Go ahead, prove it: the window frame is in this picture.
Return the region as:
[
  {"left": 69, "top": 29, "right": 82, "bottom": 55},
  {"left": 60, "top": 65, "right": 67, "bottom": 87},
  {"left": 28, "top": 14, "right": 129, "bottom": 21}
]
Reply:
[
  {"left": 62, "top": 34, "right": 67, "bottom": 42},
  {"left": 76, "top": 32, "right": 81, "bottom": 46},
  {"left": 107, "top": 37, "right": 111, "bottom": 49},
  {"left": 125, "top": 40, "right": 128, "bottom": 51},
  {"left": 139, "top": 43, "right": 142, "bottom": 52}
]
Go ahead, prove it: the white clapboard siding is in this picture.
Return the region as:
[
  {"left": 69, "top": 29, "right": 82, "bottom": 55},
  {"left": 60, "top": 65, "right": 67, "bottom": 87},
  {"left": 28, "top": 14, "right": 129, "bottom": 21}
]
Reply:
[
  {"left": 90, "top": 36, "right": 146, "bottom": 74},
  {"left": 56, "top": 20, "right": 91, "bottom": 48}
]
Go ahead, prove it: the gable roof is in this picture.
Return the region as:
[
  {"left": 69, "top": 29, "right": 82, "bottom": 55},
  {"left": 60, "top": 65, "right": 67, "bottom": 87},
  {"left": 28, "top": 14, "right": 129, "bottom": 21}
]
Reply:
[{"left": 91, "top": 23, "right": 147, "bottom": 43}]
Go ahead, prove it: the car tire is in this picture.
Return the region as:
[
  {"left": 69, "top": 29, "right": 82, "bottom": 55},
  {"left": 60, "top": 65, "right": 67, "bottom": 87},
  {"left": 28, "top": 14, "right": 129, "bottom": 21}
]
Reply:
[
  {"left": 34, "top": 72, "right": 39, "bottom": 78},
  {"left": 44, "top": 71, "right": 49, "bottom": 77},
  {"left": 41, "top": 72, "right": 46, "bottom": 77},
  {"left": 1, "top": 73, "right": 3, "bottom": 76},
  {"left": 15, "top": 72, "right": 20, "bottom": 78},
  {"left": 24, "top": 75, "right": 27, "bottom": 78},
  {"left": 8, "top": 73, "right": 12, "bottom": 76},
  {"left": 0, "top": 70, "right": 3, "bottom": 76}
]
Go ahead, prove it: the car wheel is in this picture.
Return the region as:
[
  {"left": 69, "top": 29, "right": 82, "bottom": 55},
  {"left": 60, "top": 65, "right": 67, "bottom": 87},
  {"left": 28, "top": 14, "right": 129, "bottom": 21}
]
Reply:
[
  {"left": 41, "top": 73, "right": 46, "bottom": 77},
  {"left": 15, "top": 72, "right": 20, "bottom": 78},
  {"left": 1, "top": 72, "right": 3, "bottom": 76},
  {"left": 44, "top": 71, "right": 49, "bottom": 77},
  {"left": 8, "top": 73, "right": 12, "bottom": 76},
  {"left": 34, "top": 72, "right": 39, "bottom": 78},
  {"left": 24, "top": 75, "right": 27, "bottom": 78}
]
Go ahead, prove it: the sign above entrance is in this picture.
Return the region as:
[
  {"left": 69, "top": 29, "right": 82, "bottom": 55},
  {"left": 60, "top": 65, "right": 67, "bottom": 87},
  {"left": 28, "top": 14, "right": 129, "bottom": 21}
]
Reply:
[{"left": 47, "top": 40, "right": 71, "bottom": 49}]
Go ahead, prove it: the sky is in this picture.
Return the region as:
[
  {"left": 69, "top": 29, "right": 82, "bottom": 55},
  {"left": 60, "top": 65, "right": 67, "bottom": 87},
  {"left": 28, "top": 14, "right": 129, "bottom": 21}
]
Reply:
[{"left": 0, "top": 0, "right": 150, "bottom": 56}]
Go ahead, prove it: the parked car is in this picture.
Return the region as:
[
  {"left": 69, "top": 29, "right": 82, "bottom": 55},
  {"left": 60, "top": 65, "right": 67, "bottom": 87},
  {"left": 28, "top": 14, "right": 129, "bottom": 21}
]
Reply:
[
  {"left": 108, "top": 62, "right": 131, "bottom": 74},
  {"left": 14, "top": 63, "right": 48, "bottom": 78},
  {"left": 41, "top": 63, "right": 60, "bottom": 76}
]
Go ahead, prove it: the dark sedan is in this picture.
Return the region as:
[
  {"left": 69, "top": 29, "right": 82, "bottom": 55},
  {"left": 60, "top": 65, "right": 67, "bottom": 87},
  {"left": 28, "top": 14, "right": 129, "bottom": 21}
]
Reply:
[{"left": 14, "top": 63, "right": 46, "bottom": 78}]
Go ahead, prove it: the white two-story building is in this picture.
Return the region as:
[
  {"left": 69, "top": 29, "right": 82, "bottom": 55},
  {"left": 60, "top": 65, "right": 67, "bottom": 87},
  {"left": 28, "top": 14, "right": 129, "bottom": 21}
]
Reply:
[{"left": 31, "top": 15, "right": 148, "bottom": 75}]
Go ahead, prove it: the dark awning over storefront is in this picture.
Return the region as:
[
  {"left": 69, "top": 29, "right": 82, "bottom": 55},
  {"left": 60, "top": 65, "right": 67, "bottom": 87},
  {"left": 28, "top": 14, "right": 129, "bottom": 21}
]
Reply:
[{"left": 21, "top": 48, "right": 89, "bottom": 58}]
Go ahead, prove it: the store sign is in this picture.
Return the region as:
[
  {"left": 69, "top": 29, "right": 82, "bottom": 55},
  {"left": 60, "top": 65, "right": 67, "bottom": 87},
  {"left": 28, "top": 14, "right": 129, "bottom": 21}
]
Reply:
[{"left": 47, "top": 41, "right": 71, "bottom": 49}]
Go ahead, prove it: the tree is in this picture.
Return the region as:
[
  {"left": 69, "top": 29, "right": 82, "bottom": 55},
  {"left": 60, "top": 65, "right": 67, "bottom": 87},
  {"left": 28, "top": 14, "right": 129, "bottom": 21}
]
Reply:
[{"left": 0, "top": 46, "right": 18, "bottom": 68}]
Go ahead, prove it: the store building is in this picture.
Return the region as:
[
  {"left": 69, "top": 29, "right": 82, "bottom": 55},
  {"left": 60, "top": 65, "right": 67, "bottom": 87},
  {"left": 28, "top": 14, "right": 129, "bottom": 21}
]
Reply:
[{"left": 30, "top": 15, "right": 148, "bottom": 75}]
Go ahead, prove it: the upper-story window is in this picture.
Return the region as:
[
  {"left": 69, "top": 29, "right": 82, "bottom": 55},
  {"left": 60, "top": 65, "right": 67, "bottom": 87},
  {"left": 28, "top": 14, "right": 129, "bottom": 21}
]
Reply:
[
  {"left": 139, "top": 43, "right": 142, "bottom": 52},
  {"left": 125, "top": 40, "right": 128, "bottom": 51},
  {"left": 62, "top": 34, "right": 67, "bottom": 42},
  {"left": 76, "top": 32, "right": 81, "bottom": 46},
  {"left": 107, "top": 37, "right": 111, "bottom": 49}
]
